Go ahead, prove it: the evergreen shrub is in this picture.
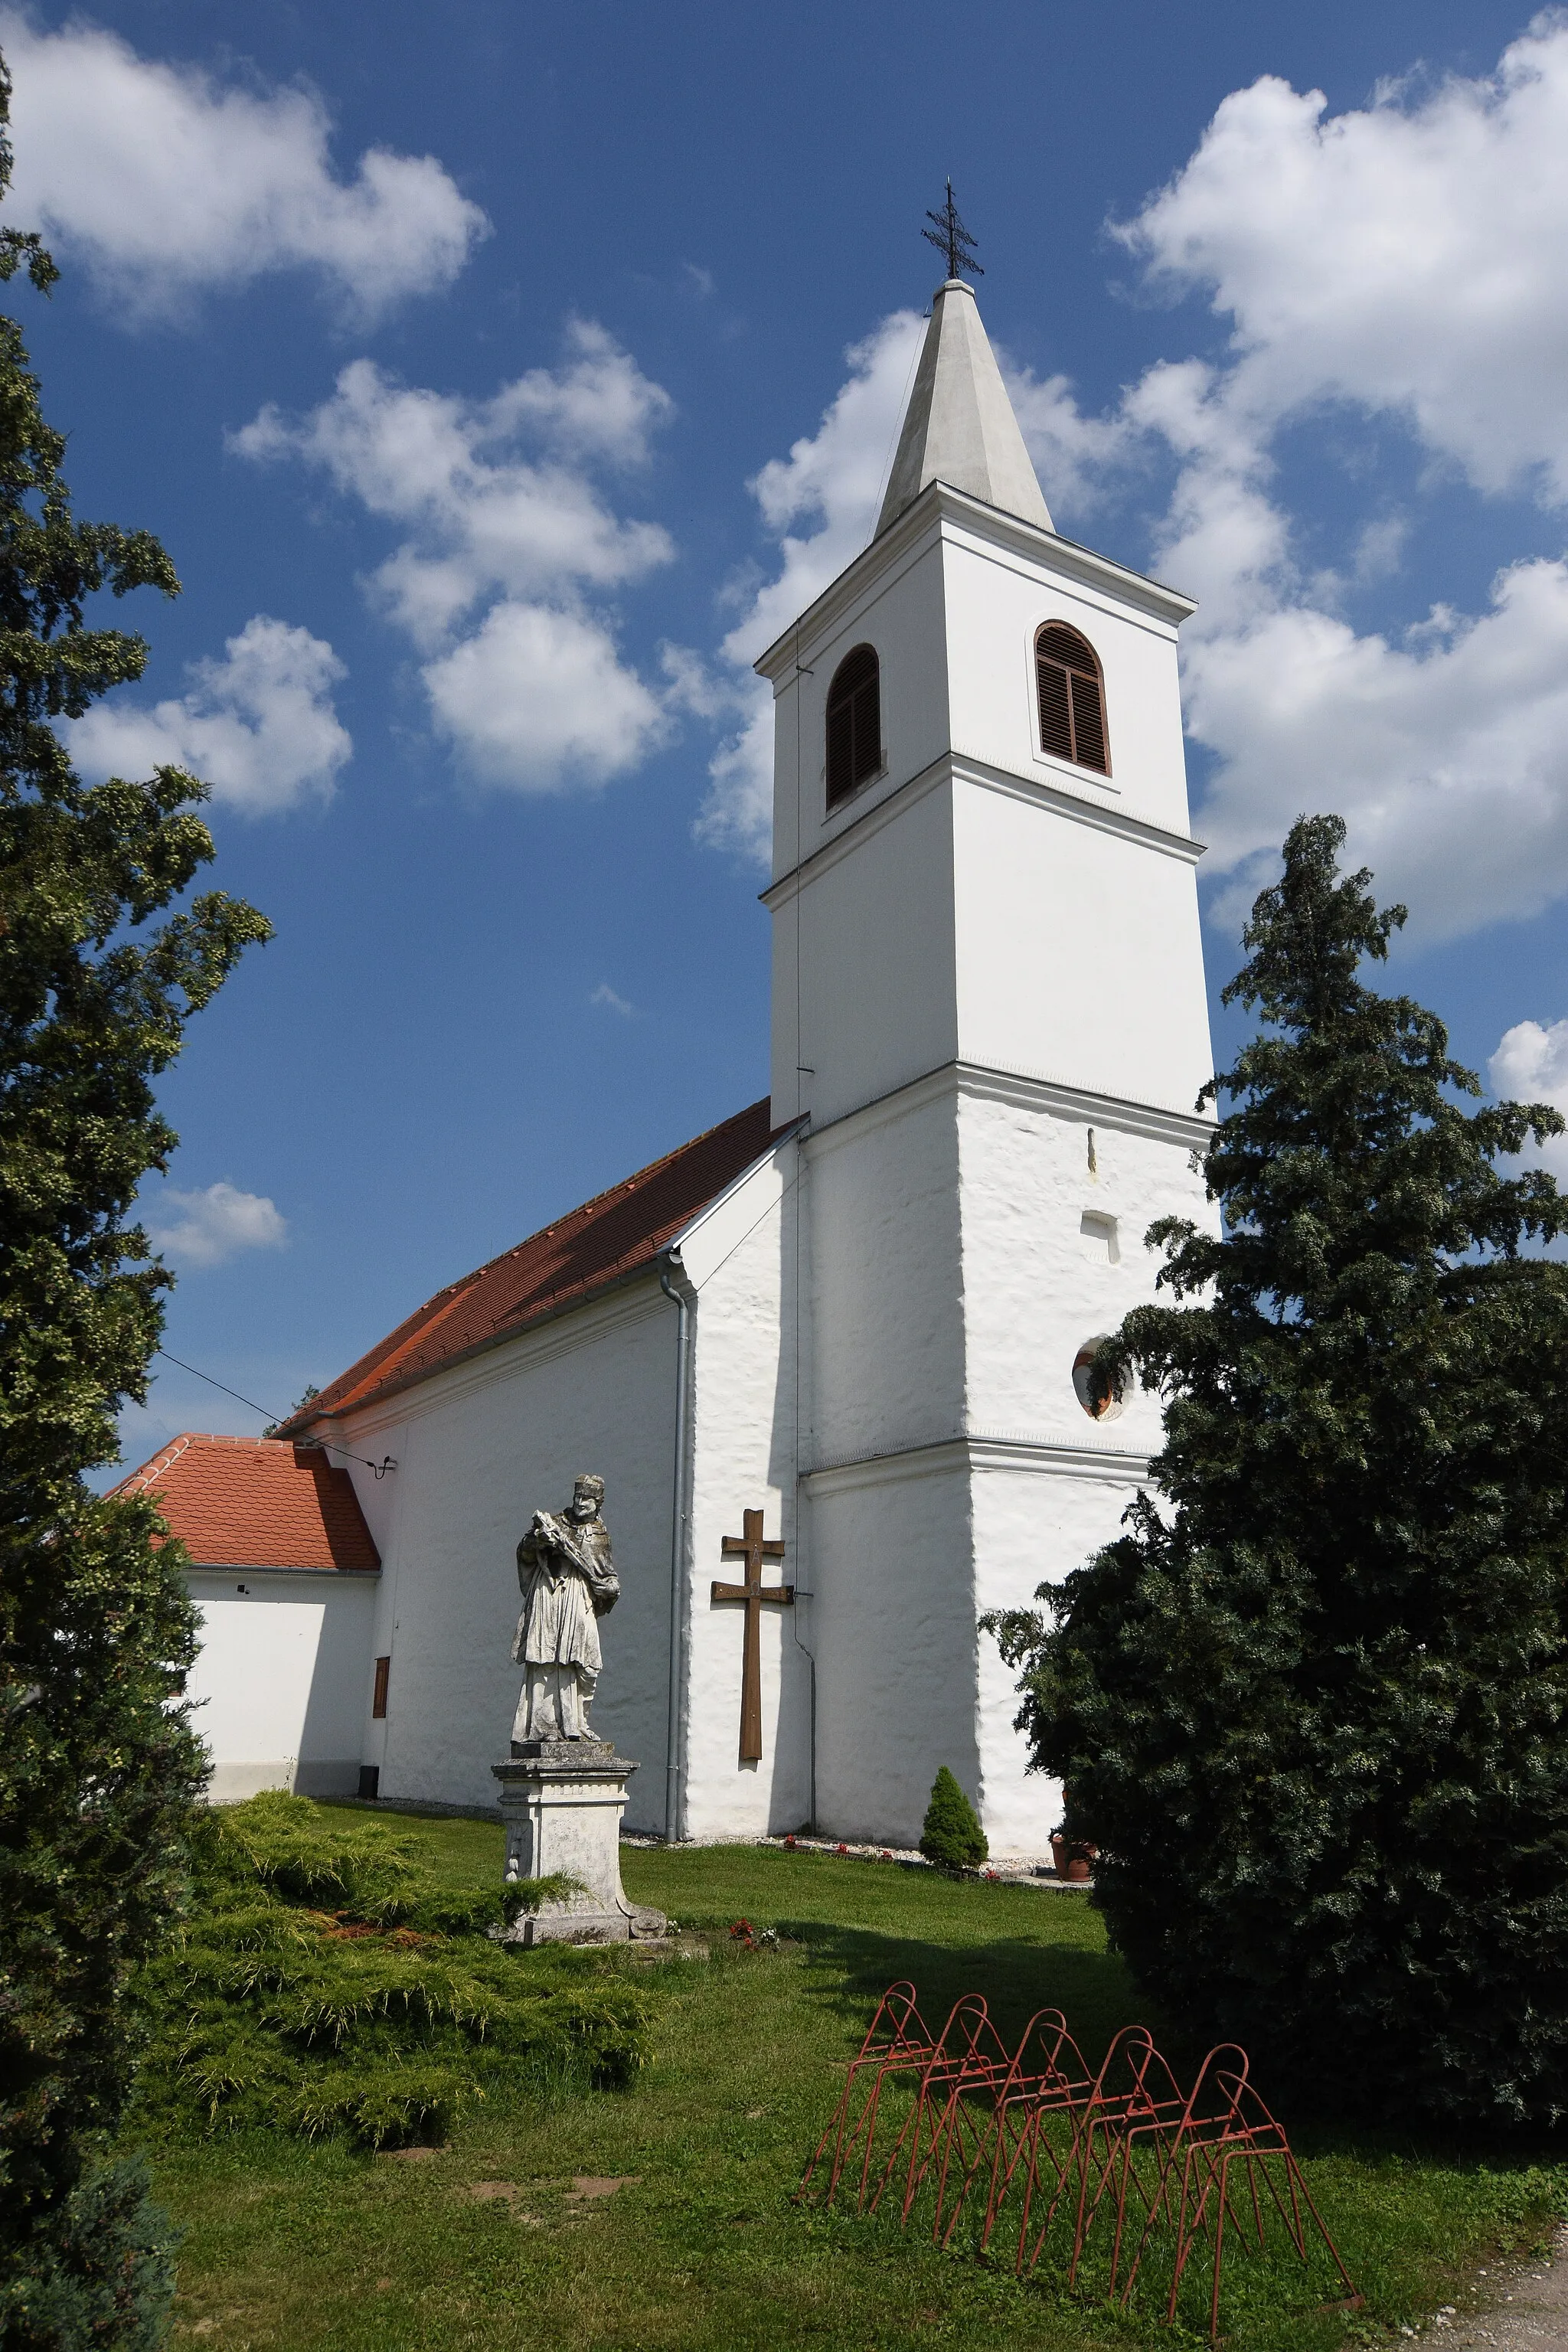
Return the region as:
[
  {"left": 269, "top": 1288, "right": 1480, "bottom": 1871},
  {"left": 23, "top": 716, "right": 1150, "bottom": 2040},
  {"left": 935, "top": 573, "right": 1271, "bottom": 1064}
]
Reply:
[
  {"left": 986, "top": 817, "right": 1568, "bottom": 2128},
  {"left": 0, "top": 2157, "right": 178, "bottom": 2352},
  {"left": 132, "top": 1795, "right": 651, "bottom": 2149},
  {"left": 919, "top": 1768, "right": 988, "bottom": 1871}
]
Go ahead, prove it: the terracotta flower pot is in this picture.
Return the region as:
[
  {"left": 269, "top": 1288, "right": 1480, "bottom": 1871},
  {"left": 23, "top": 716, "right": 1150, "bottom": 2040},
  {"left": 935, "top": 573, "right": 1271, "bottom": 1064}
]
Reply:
[{"left": 1050, "top": 1833, "right": 1097, "bottom": 1883}]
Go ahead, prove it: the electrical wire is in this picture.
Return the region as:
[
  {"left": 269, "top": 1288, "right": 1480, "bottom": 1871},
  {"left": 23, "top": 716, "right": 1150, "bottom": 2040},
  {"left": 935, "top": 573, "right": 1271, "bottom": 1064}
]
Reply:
[{"left": 152, "top": 1348, "right": 396, "bottom": 1477}]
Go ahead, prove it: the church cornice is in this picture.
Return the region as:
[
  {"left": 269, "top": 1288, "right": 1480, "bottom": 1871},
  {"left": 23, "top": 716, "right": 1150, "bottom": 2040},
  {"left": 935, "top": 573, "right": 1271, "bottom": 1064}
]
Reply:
[
  {"left": 753, "top": 479, "right": 1195, "bottom": 684},
  {"left": 801, "top": 1055, "right": 1217, "bottom": 1156},
  {"left": 760, "top": 744, "right": 1204, "bottom": 915},
  {"left": 803, "top": 1431, "right": 1152, "bottom": 1493}
]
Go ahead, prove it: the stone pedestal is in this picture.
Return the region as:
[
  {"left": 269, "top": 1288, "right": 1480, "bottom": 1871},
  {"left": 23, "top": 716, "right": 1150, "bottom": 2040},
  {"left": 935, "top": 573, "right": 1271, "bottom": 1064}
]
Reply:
[{"left": 492, "top": 1741, "right": 664, "bottom": 1945}]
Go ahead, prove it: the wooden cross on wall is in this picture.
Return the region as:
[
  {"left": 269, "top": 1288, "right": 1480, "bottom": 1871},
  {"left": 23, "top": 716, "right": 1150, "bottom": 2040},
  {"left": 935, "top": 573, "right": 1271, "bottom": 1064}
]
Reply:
[{"left": 712, "top": 1509, "right": 793, "bottom": 1763}]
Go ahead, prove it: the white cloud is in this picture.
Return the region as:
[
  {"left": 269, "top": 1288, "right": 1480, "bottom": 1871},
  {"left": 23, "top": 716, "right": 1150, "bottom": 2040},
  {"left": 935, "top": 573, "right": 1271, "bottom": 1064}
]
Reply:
[
  {"left": 1083, "top": 18, "right": 1568, "bottom": 941},
  {"left": 234, "top": 334, "right": 672, "bottom": 650},
  {"left": 1, "top": 12, "right": 486, "bottom": 318},
  {"left": 422, "top": 603, "right": 668, "bottom": 790},
  {"left": 1119, "top": 19, "right": 1568, "bottom": 503},
  {"left": 590, "top": 982, "right": 635, "bottom": 1017},
  {"left": 66, "top": 616, "right": 351, "bottom": 815},
  {"left": 145, "top": 1182, "right": 289, "bottom": 1270},
  {"left": 236, "top": 328, "right": 678, "bottom": 794},
  {"left": 1490, "top": 1018, "right": 1568, "bottom": 1178},
  {"left": 693, "top": 41, "right": 1568, "bottom": 914},
  {"left": 1004, "top": 359, "right": 1139, "bottom": 525},
  {"left": 1187, "top": 560, "right": 1568, "bottom": 940},
  {"left": 724, "top": 312, "right": 925, "bottom": 671},
  {"left": 694, "top": 313, "right": 924, "bottom": 861}
]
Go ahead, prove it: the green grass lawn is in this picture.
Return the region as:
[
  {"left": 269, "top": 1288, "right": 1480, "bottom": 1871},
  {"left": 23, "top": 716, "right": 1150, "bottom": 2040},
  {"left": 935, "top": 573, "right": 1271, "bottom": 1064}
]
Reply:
[{"left": 139, "top": 1811, "right": 1568, "bottom": 2352}]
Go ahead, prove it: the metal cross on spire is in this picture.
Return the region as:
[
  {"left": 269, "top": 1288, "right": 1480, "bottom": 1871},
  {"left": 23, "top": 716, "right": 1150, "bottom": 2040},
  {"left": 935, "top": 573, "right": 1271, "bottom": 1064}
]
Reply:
[{"left": 923, "top": 179, "right": 983, "bottom": 282}]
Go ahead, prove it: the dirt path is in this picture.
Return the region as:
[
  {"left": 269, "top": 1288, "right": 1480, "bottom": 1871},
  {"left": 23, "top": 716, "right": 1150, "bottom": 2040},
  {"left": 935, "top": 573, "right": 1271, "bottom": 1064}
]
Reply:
[{"left": 1433, "top": 2225, "right": 1568, "bottom": 2352}]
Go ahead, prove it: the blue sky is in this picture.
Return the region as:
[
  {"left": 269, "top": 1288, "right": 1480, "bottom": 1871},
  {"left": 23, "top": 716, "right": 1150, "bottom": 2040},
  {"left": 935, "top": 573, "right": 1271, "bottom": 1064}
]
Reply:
[{"left": 13, "top": 0, "right": 1568, "bottom": 1464}]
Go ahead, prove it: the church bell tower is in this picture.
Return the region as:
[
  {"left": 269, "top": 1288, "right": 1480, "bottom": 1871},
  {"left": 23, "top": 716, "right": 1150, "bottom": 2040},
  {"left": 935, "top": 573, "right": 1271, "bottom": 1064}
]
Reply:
[{"left": 755, "top": 247, "right": 1215, "bottom": 1851}]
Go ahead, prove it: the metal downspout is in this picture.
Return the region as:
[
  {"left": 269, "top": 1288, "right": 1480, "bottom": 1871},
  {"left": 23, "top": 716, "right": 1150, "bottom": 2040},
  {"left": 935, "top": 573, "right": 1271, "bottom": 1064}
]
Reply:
[{"left": 659, "top": 1249, "right": 695, "bottom": 1841}]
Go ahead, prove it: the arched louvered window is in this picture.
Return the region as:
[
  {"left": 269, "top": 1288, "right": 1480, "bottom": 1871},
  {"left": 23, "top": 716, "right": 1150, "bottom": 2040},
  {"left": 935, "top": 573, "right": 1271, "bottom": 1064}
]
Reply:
[
  {"left": 1036, "top": 622, "right": 1109, "bottom": 776},
  {"left": 825, "top": 644, "right": 882, "bottom": 809}
]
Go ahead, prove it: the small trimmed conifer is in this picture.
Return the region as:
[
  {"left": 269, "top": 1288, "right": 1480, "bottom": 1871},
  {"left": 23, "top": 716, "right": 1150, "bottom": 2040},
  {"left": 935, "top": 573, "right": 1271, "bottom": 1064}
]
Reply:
[
  {"left": 0, "top": 53, "right": 270, "bottom": 2344},
  {"left": 985, "top": 816, "right": 1568, "bottom": 2127},
  {"left": 920, "top": 1767, "right": 988, "bottom": 1871}
]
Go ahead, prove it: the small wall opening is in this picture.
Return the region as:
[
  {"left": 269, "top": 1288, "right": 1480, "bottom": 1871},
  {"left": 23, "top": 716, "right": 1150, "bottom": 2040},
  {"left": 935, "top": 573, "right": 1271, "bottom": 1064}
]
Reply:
[
  {"left": 1079, "top": 1210, "right": 1119, "bottom": 1264},
  {"left": 1073, "top": 1337, "right": 1127, "bottom": 1422}
]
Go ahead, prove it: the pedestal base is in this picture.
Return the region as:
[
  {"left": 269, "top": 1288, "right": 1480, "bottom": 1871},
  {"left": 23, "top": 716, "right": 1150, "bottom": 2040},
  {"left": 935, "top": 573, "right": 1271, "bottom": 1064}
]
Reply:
[{"left": 492, "top": 1742, "right": 666, "bottom": 1945}]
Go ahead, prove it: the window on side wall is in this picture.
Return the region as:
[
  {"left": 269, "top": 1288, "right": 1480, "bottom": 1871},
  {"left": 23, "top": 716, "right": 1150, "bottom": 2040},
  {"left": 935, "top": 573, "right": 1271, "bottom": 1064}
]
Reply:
[
  {"left": 1036, "top": 622, "right": 1109, "bottom": 776},
  {"left": 825, "top": 644, "right": 882, "bottom": 809}
]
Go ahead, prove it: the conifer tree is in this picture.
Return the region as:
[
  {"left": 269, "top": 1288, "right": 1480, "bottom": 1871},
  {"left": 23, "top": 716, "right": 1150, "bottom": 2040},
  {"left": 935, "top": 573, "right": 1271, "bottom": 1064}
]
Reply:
[
  {"left": 920, "top": 1767, "right": 988, "bottom": 1871},
  {"left": 987, "top": 815, "right": 1568, "bottom": 2126},
  {"left": 0, "top": 51, "right": 271, "bottom": 2344}
]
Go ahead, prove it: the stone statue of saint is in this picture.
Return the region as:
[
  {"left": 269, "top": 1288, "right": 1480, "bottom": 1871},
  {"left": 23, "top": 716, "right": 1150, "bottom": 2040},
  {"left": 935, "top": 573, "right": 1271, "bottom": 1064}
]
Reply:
[{"left": 510, "top": 1474, "right": 620, "bottom": 1746}]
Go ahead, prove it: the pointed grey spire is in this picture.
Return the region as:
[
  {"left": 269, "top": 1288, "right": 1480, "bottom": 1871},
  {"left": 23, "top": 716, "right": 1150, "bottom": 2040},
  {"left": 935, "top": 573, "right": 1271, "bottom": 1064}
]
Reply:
[{"left": 876, "top": 279, "right": 1054, "bottom": 537}]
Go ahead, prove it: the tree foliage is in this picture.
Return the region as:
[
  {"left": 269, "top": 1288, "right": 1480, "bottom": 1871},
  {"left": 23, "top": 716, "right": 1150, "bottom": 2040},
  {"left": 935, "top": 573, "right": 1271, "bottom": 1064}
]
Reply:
[
  {"left": 0, "top": 47, "right": 270, "bottom": 2344},
  {"left": 919, "top": 1767, "right": 988, "bottom": 1872},
  {"left": 986, "top": 815, "right": 1568, "bottom": 2127}
]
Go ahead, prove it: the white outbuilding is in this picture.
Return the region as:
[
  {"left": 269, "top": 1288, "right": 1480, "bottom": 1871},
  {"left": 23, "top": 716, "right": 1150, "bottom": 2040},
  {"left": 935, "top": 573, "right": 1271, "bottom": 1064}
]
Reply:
[{"left": 124, "top": 273, "right": 1215, "bottom": 1853}]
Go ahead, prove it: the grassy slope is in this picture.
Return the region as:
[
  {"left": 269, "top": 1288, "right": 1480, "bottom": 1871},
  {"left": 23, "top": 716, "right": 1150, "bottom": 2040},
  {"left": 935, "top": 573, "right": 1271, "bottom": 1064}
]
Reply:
[{"left": 145, "top": 1814, "right": 1568, "bottom": 2352}]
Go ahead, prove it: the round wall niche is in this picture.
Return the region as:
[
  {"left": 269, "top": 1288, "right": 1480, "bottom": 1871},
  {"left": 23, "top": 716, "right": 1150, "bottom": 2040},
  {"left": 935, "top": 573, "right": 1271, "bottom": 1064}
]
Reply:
[{"left": 1072, "top": 1337, "right": 1126, "bottom": 1422}]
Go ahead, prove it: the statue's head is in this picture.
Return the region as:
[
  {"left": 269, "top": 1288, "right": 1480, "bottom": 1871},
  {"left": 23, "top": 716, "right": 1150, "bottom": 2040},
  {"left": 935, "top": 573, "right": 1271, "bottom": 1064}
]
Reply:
[{"left": 570, "top": 1474, "right": 605, "bottom": 1521}]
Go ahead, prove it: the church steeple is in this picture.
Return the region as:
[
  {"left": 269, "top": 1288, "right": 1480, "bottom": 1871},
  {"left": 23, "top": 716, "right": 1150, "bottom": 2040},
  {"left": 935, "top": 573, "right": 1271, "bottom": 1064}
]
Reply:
[{"left": 876, "top": 276, "right": 1054, "bottom": 537}]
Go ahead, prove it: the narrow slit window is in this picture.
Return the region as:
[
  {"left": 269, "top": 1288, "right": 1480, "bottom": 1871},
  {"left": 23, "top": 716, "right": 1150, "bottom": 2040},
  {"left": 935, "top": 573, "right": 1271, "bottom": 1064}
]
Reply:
[
  {"left": 1036, "top": 622, "right": 1109, "bottom": 776},
  {"left": 825, "top": 644, "right": 882, "bottom": 809},
  {"left": 372, "top": 1655, "right": 390, "bottom": 1719}
]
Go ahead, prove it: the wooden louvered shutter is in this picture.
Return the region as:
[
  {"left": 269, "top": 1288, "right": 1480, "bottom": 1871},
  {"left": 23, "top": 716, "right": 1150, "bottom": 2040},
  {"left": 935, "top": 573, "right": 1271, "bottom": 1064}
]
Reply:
[
  {"left": 825, "top": 698, "right": 854, "bottom": 804},
  {"left": 1035, "top": 624, "right": 1109, "bottom": 776},
  {"left": 1037, "top": 658, "right": 1073, "bottom": 760},
  {"left": 850, "top": 668, "right": 880, "bottom": 788},
  {"left": 1070, "top": 672, "right": 1107, "bottom": 773},
  {"left": 826, "top": 645, "right": 880, "bottom": 808}
]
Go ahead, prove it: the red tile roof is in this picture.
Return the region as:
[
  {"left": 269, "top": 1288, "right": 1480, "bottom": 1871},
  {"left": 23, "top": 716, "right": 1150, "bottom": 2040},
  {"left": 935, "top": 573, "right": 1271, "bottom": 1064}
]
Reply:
[
  {"left": 276, "top": 1097, "right": 782, "bottom": 1436},
  {"left": 113, "top": 1433, "right": 381, "bottom": 1572}
]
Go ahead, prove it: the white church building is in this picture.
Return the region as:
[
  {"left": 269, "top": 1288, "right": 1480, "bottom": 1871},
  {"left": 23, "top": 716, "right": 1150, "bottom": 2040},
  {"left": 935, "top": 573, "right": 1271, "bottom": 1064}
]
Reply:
[{"left": 121, "top": 273, "right": 1216, "bottom": 1854}]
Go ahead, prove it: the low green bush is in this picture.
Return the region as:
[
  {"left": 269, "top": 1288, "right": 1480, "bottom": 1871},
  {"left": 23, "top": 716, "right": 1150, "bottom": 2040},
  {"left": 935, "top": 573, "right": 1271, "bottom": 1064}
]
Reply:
[
  {"left": 132, "top": 1794, "right": 651, "bottom": 2150},
  {"left": 918, "top": 1767, "right": 988, "bottom": 1870}
]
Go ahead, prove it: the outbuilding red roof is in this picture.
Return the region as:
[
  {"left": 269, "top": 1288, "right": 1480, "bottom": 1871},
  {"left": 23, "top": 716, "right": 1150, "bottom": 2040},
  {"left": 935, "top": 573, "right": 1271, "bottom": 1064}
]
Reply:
[
  {"left": 113, "top": 1433, "right": 381, "bottom": 1572},
  {"left": 276, "top": 1096, "right": 782, "bottom": 1436}
]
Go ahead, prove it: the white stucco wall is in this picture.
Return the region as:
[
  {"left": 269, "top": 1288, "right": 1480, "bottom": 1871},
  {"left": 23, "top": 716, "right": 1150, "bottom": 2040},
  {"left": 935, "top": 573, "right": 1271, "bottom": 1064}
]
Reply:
[
  {"left": 763, "top": 490, "right": 1201, "bottom": 1134},
  {"left": 807, "top": 1448, "right": 980, "bottom": 1847},
  {"left": 955, "top": 1083, "right": 1210, "bottom": 1452},
  {"left": 791, "top": 1073, "right": 1214, "bottom": 1856},
  {"left": 770, "top": 776, "right": 959, "bottom": 1133},
  {"left": 331, "top": 1282, "right": 679, "bottom": 1829},
  {"left": 969, "top": 1450, "right": 1148, "bottom": 1850},
  {"left": 767, "top": 516, "right": 951, "bottom": 887},
  {"left": 942, "top": 520, "right": 1191, "bottom": 834},
  {"left": 753, "top": 469, "right": 1215, "bottom": 1857},
  {"left": 186, "top": 1567, "right": 379, "bottom": 1802},
  {"left": 676, "top": 1136, "right": 812, "bottom": 1841},
  {"left": 805, "top": 1081, "right": 965, "bottom": 1464},
  {"left": 951, "top": 1084, "right": 1216, "bottom": 1851},
  {"left": 951, "top": 779, "right": 1210, "bottom": 1114}
]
